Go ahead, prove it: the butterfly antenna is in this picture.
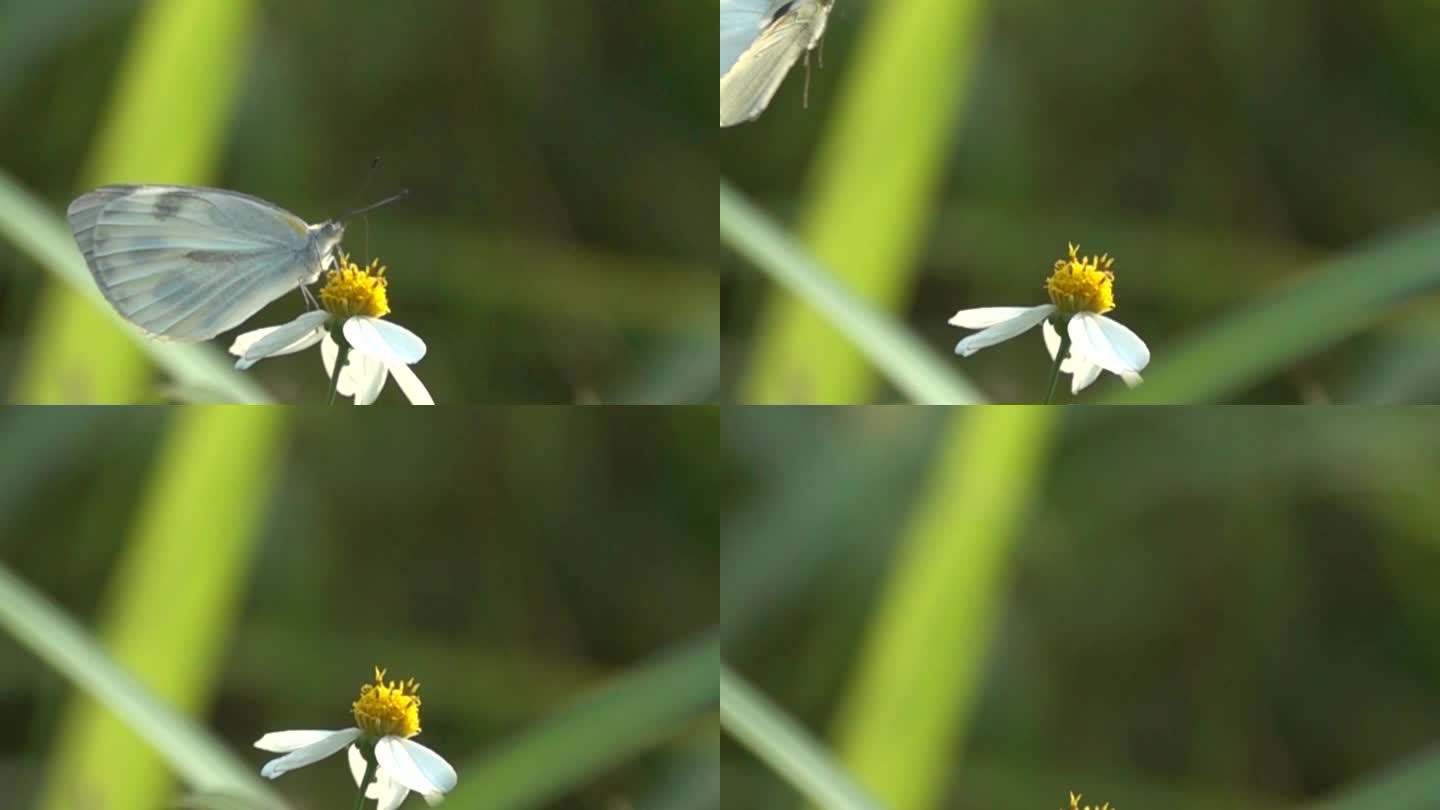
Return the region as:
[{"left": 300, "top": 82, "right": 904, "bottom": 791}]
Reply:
[
  {"left": 356, "top": 157, "right": 381, "bottom": 263},
  {"left": 341, "top": 189, "right": 409, "bottom": 221},
  {"left": 803, "top": 53, "right": 812, "bottom": 109},
  {"left": 352, "top": 156, "right": 381, "bottom": 206}
]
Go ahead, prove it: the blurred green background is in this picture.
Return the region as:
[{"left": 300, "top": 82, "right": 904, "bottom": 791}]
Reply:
[
  {"left": 0, "top": 0, "right": 714, "bottom": 404},
  {"left": 721, "top": 1, "right": 1440, "bottom": 404},
  {"left": 722, "top": 406, "right": 1440, "bottom": 809},
  {"left": 0, "top": 406, "right": 718, "bottom": 810}
]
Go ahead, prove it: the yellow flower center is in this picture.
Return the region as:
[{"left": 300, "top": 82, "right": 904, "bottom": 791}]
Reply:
[
  {"left": 320, "top": 253, "right": 390, "bottom": 319},
  {"left": 1064, "top": 791, "right": 1113, "bottom": 810},
  {"left": 352, "top": 666, "right": 421, "bottom": 738},
  {"left": 1045, "top": 243, "right": 1115, "bottom": 317}
]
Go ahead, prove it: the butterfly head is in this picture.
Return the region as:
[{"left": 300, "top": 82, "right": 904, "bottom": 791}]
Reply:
[{"left": 307, "top": 221, "right": 347, "bottom": 281}]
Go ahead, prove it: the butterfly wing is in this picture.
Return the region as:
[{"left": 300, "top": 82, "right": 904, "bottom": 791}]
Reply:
[
  {"left": 720, "top": 0, "right": 831, "bottom": 127},
  {"left": 68, "top": 185, "right": 320, "bottom": 342},
  {"left": 721, "top": 0, "right": 775, "bottom": 77}
]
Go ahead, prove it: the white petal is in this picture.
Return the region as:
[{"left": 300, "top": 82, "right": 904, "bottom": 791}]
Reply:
[
  {"left": 1041, "top": 318, "right": 1082, "bottom": 370},
  {"left": 375, "top": 736, "right": 458, "bottom": 796},
  {"left": 1042, "top": 318, "right": 1061, "bottom": 360},
  {"left": 322, "top": 331, "right": 340, "bottom": 380},
  {"left": 1068, "top": 313, "right": 1150, "bottom": 376},
  {"left": 1069, "top": 356, "right": 1103, "bottom": 394},
  {"left": 387, "top": 361, "right": 434, "bottom": 405},
  {"left": 255, "top": 729, "right": 350, "bottom": 753},
  {"left": 345, "top": 317, "right": 427, "bottom": 364},
  {"left": 948, "top": 306, "right": 1050, "bottom": 329},
  {"left": 1119, "top": 370, "right": 1144, "bottom": 388},
  {"left": 257, "top": 728, "right": 360, "bottom": 779},
  {"left": 350, "top": 747, "right": 412, "bottom": 810},
  {"left": 376, "top": 776, "right": 413, "bottom": 810},
  {"left": 349, "top": 744, "right": 370, "bottom": 790},
  {"left": 347, "top": 352, "right": 390, "bottom": 405},
  {"left": 230, "top": 328, "right": 277, "bottom": 360},
  {"left": 953, "top": 305, "right": 1054, "bottom": 357},
  {"left": 232, "top": 311, "right": 329, "bottom": 370},
  {"left": 400, "top": 738, "right": 458, "bottom": 795}
]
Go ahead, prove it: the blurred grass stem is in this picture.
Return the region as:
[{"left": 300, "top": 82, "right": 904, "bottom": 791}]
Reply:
[{"left": 720, "top": 664, "right": 885, "bottom": 810}]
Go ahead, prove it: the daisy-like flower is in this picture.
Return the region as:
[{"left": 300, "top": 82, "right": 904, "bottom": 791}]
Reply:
[
  {"left": 229, "top": 254, "right": 433, "bottom": 404},
  {"left": 1062, "top": 791, "right": 1113, "bottom": 810},
  {"left": 255, "top": 667, "right": 457, "bottom": 809},
  {"left": 949, "top": 244, "right": 1150, "bottom": 395}
]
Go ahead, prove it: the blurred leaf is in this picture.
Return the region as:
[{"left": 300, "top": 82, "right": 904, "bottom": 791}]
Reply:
[
  {"left": 1108, "top": 217, "right": 1440, "bottom": 403},
  {"left": 832, "top": 407, "right": 1058, "bottom": 810},
  {"left": 9, "top": 0, "right": 259, "bottom": 403},
  {"left": 721, "top": 664, "right": 884, "bottom": 810},
  {"left": 742, "top": 0, "right": 987, "bottom": 403},
  {"left": 445, "top": 633, "right": 718, "bottom": 810},
  {"left": 0, "top": 560, "right": 286, "bottom": 809},
  {"left": 36, "top": 408, "right": 287, "bottom": 810},
  {"left": 721, "top": 182, "right": 981, "bottom": 404},
  {"left": 175, "top": 791, "right": 280, "bottom": 810}
]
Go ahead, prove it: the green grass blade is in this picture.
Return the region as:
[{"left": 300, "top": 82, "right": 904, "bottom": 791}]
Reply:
[
  {"left": 742, "top": 0, "right": 987, "bottom": 402},
  {"left": 444, "top": 633, "right": 719, "bottom": 810},
  {"left": 0, "top": 170, "right": 270, "bottom": 403},
  {"left": 0, "top": 560, "right": 285, "bottom": 808},
  {"left": 720, "top": 664, "right": 886, "bottom": 810},
  {"left": 721, "top": 182, "right": 983, "bottom": 404},
  {"left": 1107, "top": 218, "right": 1440, "bottom": 403},
  {"left": 29, "top": 408, "right": 288, "bottom": 810},
  {"left": 8, "top": 0, "right": 259, "bottom": 403},
  {"left": 831, "top": 407, "right": 1059, "bottom": 810}
]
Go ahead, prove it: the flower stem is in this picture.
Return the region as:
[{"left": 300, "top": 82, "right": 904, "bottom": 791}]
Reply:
[
  {"left": 352, "top": 750, "right": 373, "bottom": 810},
  {"left": 329, "top": 341, "right": 350, "bottom": 405},
  {"left": 1043, "top": 325, "right": 1071, "bottom": 405}
]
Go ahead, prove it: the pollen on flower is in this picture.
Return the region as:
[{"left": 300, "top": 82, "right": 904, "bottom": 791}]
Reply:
[
  {"left": 1063, "top": 790, "right": 1113, "bottom": 810},
  {"left": 352, "top": 666, "right": 421, "bottom": 738},
  {"left": 1045, "top": 243, "right": 1115, "bottom": 317},
  {"left": 320, "top": 253, "right": 391, "bottom": 319}
]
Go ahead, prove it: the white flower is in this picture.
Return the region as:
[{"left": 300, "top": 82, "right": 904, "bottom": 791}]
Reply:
[
  {"left": 348, "top": 744, "right": 450, "bottom": 809},
  {"left": 948, "top": 244, "right": 1149, "bottom": 394},
  {"left": 1042, "top": 318, "right": 1144, "bottom": 394},
  {"left": 229, "top": 314, "right": 432, "bottom": 405},
  {"left": 228, "top": 255, "right": 433, "bottom": 405},
  {"left": 255, "top": 668, "right": 456, "bottom": 809}
]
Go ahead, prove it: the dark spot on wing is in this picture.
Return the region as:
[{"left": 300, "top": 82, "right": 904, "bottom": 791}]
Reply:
[
  {"left": 183, "top": 249, "right": 236, "bottom": 266},
  {"left": 766, "top": 2, "right": 794, "bottom": 25},
  {"left": 153, "top": 191, "right": 187, "bottom": 220}
]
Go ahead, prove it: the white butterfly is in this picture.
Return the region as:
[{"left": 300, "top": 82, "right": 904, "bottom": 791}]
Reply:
[
  {"left": 720, "top": 0, "right": 834, "bottom": 128},
  {"left": 67, "top": 185, "right": 346, "bottom": 342}
]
